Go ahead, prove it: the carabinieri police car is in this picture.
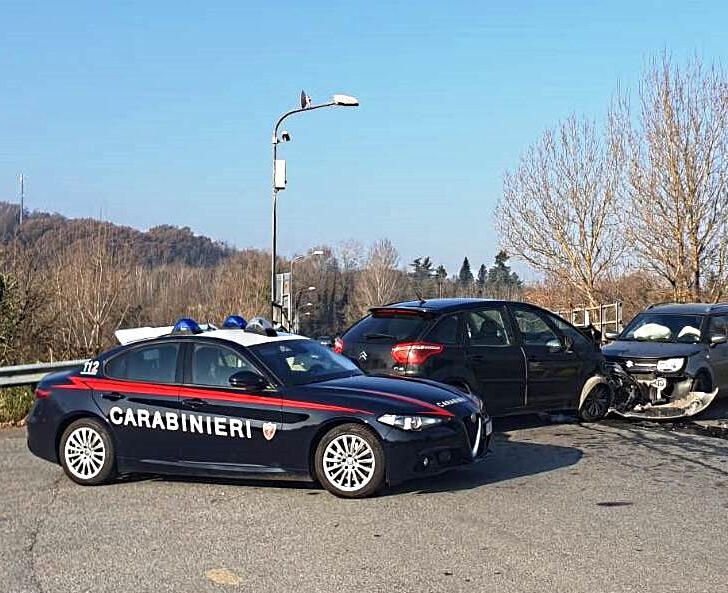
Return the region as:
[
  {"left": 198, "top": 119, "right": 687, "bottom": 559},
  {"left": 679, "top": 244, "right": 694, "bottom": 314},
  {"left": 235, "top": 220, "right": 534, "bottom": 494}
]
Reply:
[{"left": 27, "top": 316, "right": 491, "bottom": 498}]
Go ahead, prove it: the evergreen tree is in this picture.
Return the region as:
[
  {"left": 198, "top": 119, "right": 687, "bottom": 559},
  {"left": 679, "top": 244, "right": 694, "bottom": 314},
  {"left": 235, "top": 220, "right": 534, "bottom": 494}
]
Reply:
[
  {"left": 458, "top": 257, "right": 474, "bottom": 285},
  {"left": 484, "top": 250, "right": 523, "bottom": 298},
  {"left": 476, "top": 264, "right": 487, "bottom": 294},
  {"left": 408, "top": 256, "right": 433, "bottom": 280}
]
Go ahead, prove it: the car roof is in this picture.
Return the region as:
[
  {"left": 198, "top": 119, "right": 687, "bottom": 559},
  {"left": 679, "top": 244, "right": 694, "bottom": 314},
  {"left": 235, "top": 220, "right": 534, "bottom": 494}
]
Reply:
[
  {"left": 645, "top": 303, "right": 728, "bottom": 315},
  {"left": 372, "top": 298, "right": 518, "bottom": 315},
  {"left": 203, "top": 329, "right": 309, "bottom": 347}
]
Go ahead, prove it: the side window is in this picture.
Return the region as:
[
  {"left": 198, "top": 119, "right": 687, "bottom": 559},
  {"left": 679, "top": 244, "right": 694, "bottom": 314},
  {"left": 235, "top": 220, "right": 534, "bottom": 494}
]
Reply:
[
  {"left": 549, "top": 314, "right": 592, "bottom": 349},
  {"left": 191, "top": 344, "right": 261, "bottom": 388},
  {"left": 513, "top": 308, "right": 560, "bottom": 346},
  {"left": 425, "top": 315, "right": 461, "bottom": 344},
  {"left": 708, "top": 316, "right": 728, "bottom": 337},
  {"left": 464, "top": 309, "right": 512, "bottom": 346},
  {"left": 105, "top": 344, "right": 180, "bottom": 384}
]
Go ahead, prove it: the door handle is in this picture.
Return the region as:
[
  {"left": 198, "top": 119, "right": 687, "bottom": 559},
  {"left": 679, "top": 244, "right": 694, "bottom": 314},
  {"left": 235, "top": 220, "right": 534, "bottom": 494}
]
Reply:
[
  {"left": 469, "top": 355, "right": 487, "bottom": 362},
  {"left": 101, "top": 392, "right": 125, "bottom": 401},
  {"left": 181, "top": 398, "right": 206, "bottom": 409}
]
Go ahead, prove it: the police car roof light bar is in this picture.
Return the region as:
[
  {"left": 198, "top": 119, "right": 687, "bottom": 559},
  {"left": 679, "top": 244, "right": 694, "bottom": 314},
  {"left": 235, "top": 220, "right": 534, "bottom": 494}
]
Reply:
[
  {"left": 245, "top": 317, "right": 278, "bottom": 337},
  {"left": 222, "top": 315, "right": 247, "bottom": 329},
  {"left": 172, "top": 318, "right": 204, "bottom": 335}
]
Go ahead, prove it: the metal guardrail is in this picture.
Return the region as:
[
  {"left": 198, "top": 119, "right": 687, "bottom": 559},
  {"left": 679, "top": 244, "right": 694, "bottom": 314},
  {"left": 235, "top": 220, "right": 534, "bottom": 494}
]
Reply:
[{"left": 0, "top": 360, "right": 88, "bottom": 388}]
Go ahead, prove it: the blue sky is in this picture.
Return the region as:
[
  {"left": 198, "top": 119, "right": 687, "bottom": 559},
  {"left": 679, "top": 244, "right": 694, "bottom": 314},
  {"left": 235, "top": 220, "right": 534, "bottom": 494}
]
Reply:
[{"left": 1, "top": 1, "right": 726, "bottom": 277}]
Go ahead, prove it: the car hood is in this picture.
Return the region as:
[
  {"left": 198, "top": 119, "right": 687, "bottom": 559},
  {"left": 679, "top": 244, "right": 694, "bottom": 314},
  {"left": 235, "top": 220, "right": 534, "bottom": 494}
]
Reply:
[
  {"left": 304, "top": 374, "right": 481, "bottom": 418},
  {"left": 602, "top": 341, "right": 703, "bottom": 359}
]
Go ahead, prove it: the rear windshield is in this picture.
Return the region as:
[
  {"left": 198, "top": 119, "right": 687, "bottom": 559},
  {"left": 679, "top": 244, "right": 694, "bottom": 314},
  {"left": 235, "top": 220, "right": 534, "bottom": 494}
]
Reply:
[{"left": 344, "top": 312, "right": 429, "bottom": 342}]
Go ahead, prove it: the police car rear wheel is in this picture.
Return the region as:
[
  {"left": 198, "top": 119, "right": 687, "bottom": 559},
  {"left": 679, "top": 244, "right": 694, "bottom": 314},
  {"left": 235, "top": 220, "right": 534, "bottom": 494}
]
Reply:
[
  {"left": 315, "top": 424, "right": 385, "bottom": 498},
  {"left": 60, "top": 418, "right": 116, "bottom": 485}
]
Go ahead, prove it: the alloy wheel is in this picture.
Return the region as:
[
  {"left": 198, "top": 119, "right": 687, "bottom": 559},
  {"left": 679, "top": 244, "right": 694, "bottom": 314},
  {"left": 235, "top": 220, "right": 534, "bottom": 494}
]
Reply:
[
  {"left": 64, "top": 426, "right": 106, "bottom": 480},
  {"left": 322, "top": 434, "right": 376, "bottom": 493}
]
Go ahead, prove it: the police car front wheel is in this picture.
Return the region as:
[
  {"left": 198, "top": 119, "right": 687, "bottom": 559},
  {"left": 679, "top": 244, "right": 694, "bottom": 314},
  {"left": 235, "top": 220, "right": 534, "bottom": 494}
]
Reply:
[
  {"left": 314, "top": 424, "right": 385, "bottom": 498},
  {"left": 59, "top": 418, "right": 117, "bottom": 485}
]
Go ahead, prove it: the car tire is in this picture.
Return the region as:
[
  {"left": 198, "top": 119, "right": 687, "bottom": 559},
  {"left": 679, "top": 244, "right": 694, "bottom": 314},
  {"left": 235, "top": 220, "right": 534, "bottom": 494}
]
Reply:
[
  {"left": 578, "top": 383, "right": 612, "bottom": 422},
  {"left": 690, "top": 372, "right": 712, "bottom": 393},
  {"left": 314, "top": 423, "right": 385, "bottom": 498},
  {"left": 59, "top": 418, "right": 117, "bottom": 486}
]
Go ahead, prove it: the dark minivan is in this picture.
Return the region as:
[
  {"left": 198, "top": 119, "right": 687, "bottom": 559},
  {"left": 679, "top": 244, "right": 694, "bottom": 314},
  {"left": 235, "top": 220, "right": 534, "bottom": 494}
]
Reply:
[{"left": 337, "top": 299, "right": 610, "bottom": 419}]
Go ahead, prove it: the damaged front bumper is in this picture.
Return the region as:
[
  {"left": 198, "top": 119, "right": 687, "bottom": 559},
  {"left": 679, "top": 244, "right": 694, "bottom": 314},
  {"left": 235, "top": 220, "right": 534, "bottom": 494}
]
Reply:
[{"left": 605, "top": 363, "right": 719, "bottom": 420}]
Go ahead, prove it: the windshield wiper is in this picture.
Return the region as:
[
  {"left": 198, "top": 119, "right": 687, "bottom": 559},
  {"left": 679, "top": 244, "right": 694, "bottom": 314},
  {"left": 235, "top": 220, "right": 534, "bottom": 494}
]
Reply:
[{"left": 364, "top": 332, "right": 398, "bottom": 340}]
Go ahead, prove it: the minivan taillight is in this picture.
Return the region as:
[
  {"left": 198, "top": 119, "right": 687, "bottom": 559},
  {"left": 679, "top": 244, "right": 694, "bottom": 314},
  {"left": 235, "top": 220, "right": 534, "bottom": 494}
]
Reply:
[
  {"left": 391, "top": 342, "right": 444, "bottom": 365},
  {"left": 333, "top": 337, "right": 344, "bottom": 354},
  {"left": 34, "top": 387, "right": 51, "bottom": 399}
]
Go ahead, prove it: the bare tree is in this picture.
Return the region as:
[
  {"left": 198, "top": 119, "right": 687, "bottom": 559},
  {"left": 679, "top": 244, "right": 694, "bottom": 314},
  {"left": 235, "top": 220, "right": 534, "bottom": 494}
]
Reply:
[
  {"left": 624, "top": 55, "right": 728, "bottom": 301},
  {"left": 496, "top": 112, "right": 627, "bottom": 307},
  {"left": 354, "top": 239, "right": 404, "bottom": 314},
  {"left": 50, "top": 227, "right": 134, "bottom": 357}
]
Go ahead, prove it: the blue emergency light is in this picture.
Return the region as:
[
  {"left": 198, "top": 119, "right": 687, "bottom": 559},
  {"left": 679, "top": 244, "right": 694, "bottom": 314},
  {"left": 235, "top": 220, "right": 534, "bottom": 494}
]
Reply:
[
  {"left": 222, "top": 315, "right": 247, "bottom": 329},
  {"left": 172, "top": 318, "right": 203, "bottom": 334}
]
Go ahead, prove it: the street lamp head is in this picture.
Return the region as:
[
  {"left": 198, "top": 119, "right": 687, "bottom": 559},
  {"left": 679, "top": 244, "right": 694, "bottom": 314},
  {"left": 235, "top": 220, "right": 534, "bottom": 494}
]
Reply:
[
  {"left": 301, "top": 90, "right": 312, "bottom": 109},
  {"left": 333, "top": 94, "right": 359, "bottom": 107}
]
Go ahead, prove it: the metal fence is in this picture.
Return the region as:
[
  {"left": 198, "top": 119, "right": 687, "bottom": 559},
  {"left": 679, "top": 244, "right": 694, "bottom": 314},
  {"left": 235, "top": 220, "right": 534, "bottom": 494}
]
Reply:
[
  {"left": 556, "top": 302, "right": 623, "bottom": 336},
  {"left": 0, "top": 360, "right": 87, "bottom": 388}
]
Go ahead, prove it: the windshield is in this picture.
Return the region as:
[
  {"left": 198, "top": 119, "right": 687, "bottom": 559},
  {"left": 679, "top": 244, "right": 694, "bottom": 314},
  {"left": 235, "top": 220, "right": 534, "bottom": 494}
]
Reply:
[
  {"left": 620, "top": 313, "right": 704, "bottom": 343},
  {"left": 251, "top": 339, "right": 362, "bottom": 386}
]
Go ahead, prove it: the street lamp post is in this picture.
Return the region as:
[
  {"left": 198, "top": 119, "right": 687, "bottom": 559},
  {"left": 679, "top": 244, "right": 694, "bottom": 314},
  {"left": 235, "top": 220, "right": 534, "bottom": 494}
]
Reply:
[
  {"left": 294, "top": 286, "right": 317, "bottom": 333},
  {"left": 270, "top": 92, "right": 359, "bottom": 321},
  {"left": 289, "top": 249, "right": 324, "bottom": 327}
]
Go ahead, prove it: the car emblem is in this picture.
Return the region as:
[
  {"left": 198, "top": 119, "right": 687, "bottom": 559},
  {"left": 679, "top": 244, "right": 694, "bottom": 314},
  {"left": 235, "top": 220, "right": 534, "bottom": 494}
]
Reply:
[
  {"left": 358, "top": 351, "right": 368, "bottom": 361},
  {"left": 625, "top": 360, "right": 634, "bottom": 368},
  {"left": 262, "top": 422, "right": 277, "bottom": 441}
]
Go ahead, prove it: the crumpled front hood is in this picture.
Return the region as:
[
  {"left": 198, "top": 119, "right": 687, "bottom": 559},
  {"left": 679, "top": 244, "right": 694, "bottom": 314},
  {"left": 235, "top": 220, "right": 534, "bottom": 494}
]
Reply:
[{"left": 602, "top": 340, "right": 703, "bottom": 360}]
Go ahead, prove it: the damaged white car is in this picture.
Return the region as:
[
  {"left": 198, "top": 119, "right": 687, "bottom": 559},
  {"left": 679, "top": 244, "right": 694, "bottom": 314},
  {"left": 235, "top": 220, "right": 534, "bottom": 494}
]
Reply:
[{"left": 601, "top": 303, "right": 726, "bottom": 420}]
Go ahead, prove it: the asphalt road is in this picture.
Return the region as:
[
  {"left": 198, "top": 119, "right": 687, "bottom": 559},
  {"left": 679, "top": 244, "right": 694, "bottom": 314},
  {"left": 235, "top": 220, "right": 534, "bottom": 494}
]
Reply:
[{"left": 2, "top": 410, "right": 728, "bottom": 593}]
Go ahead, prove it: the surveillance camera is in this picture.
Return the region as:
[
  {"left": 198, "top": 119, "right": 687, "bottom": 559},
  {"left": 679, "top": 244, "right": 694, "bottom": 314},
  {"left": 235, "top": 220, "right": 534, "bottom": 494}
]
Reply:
[{"left": 281, "top": 131, "right": 291, "bottom": 142}]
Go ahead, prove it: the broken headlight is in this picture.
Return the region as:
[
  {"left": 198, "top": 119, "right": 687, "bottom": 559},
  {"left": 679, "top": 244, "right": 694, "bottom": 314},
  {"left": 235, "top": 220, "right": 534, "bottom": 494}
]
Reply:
[{"left": 656, "top": 358, "right": 685, "bottom": 373}]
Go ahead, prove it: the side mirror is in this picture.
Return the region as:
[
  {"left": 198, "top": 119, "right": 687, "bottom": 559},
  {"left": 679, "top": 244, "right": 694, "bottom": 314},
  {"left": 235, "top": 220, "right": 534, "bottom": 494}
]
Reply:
[
  {"left": 604, "top": 331, "right": 620, "bottom": 341},
  {"left": 710, "top": 335, "right": 727, "bottom": 347},
  {"left": 546, "top": 335, "right": 574, "bottom": 353},
  {"left": 229, "top": 371, "right": 269, "bottom": 391}
]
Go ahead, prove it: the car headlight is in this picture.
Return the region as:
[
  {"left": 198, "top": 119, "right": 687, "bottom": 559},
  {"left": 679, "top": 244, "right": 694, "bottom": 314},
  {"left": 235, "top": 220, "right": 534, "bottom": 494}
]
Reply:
[
  {"left": 656, "top": 358, "right": 685, "bottom": 373},
  {"left": 377, "top": 414, "right": 446, "bottom": 431}
]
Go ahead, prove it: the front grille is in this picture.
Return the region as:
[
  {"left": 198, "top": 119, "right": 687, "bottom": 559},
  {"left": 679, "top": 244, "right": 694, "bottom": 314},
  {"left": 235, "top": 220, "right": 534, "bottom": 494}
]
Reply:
[
  {"left": 606, "top": 356, "right": 659, "bottom": 374},
  {"left": 463, "top": 413, "right": 481, "bottom": 452}
]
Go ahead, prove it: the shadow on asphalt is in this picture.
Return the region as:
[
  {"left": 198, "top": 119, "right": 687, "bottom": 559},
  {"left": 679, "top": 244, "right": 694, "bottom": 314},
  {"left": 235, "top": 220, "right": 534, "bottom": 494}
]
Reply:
[
  {"left": 389, "top": 430, "right": 583, "bottom": 496},
  {"left": 113, "top": 413, "right": 584, "bottom": 497}
]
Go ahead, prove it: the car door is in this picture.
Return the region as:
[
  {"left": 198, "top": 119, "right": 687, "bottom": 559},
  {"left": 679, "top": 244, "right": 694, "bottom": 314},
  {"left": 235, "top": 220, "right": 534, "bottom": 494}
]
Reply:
[
  {"left": 706, "top": 315, "right": 728, "bottom": 390},
  {"left": 177, "top": 341, "right": 283, "bottom": 470},
  {"left": 462, "top": 307, "right": 526, "bottom": 415},
  {"left": 95, "top": 341, "right": 183, "bottom": 464},
  {"left": 509, "top": 305, "right": 583, "bottom": 410}
]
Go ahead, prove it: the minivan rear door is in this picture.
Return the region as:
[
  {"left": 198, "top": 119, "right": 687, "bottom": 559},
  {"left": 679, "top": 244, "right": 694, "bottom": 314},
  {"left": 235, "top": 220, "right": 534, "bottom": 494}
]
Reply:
[{"left": 340, "top": 309, "right": 432, "bottom": 374}]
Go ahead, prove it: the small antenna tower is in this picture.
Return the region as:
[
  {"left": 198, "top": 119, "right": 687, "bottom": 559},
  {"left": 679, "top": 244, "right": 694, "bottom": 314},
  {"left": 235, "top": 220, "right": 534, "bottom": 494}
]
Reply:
[{"left": 19, "top": 174, "right": 24, "bottom": 226}]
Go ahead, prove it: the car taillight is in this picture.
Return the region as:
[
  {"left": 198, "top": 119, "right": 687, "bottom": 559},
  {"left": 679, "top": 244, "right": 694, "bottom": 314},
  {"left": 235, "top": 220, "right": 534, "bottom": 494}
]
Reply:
[
  {"left": 333, "top": 337, "right": 344, "bottom": 354},
  {"left": 391, "top": 342, "right": 444, "bottom": 365},
  {"left": 34, "top": 387, "right": 51, "bottom": 399}
]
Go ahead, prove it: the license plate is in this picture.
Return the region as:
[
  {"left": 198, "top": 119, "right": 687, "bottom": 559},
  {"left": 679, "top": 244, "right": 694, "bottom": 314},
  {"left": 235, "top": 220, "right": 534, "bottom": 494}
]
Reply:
[{"left": 485, "top": 418, "right": 493, "bottom": 436}]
